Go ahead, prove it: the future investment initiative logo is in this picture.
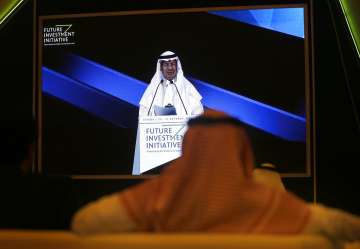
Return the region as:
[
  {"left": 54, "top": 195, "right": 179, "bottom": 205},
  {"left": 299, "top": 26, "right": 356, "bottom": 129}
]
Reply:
[{"left": 43, "top": 24, "right": 75, "bottom": 46}]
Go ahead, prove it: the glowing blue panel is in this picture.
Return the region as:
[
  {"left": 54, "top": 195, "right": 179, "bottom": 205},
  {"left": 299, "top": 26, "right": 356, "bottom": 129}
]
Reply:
[
  {"left": 42, "top": 67, "right": 138, "bottom": 128},
  {"left": 49, "top": 53, "right": 147, "bottom": 106},
  {"left": 209, "top": 8, "right": 304, "bottom": 38},
  {"left": 190, "top": 78, "right": 306, "bottom": 142}
]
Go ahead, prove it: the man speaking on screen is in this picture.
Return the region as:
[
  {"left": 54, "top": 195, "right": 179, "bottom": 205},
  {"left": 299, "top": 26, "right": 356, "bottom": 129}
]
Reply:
[{"left": 139, "top": 51, "right": 204, "bottom": 116}]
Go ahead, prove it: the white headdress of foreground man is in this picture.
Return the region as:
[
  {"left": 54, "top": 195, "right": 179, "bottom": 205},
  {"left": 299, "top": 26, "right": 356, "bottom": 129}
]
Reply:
[{"left": 139, "top": 51, "right": 204, "bottom": 116}]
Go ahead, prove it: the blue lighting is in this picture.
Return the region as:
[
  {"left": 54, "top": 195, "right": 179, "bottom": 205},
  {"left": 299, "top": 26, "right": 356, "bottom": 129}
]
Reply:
[
  {"left": 42, "top": 67, "right": 139, "bottom": 128},
  {"left": 190, "top": 78, "right": 306, "bottom": 142},
  {"left": 209, "top": 7, "right": 305, "bottom": 38},
  {"left": 49, "top": 53, "right": 146, "bottom": 106}
]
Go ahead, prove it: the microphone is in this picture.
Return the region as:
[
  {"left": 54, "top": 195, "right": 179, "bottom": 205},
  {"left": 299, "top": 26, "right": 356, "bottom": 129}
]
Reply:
[
  {"left": 170, "top": 80, "right": 188, "bottom": 115},
  {"left": 147, "top": 79, "right": 163, "bottom": 116}
]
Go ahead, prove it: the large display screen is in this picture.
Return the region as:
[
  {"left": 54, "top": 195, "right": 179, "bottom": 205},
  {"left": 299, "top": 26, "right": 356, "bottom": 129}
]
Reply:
[{"left": 37, "top": 5, "right": 313, "bottom": 177}]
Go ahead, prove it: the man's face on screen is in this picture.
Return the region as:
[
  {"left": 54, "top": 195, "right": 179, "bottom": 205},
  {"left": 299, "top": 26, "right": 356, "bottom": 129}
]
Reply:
[{"left": 160, "top": 59, "right": 177, "bottom": 81}]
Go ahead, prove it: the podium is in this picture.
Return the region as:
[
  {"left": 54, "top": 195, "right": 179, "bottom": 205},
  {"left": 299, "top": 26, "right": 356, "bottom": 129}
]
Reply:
[{"left": 132, "top": 115, "right": 193, "bottom": 175}]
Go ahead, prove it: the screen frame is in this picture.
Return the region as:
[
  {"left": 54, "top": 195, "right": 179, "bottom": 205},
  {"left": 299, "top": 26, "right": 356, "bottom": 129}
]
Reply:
[{"left": 35, "top": 3, "right": 315, "bottom": 180}]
